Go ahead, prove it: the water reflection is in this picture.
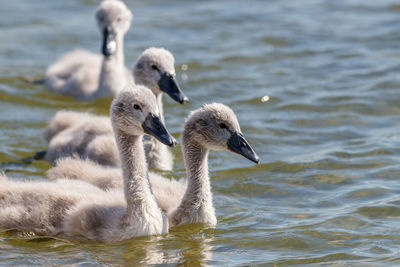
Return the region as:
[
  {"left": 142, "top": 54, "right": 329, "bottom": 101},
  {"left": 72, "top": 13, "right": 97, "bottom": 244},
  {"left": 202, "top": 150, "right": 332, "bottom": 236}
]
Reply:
[
  {"left": 166, "top": 225, "right": 214, "bottom": 266},
  {"left": 85, "top": 225, "right": 214, "bottom": 266},
  {"left": 120, "top": 236, "right": 166, "bottom": 266}
]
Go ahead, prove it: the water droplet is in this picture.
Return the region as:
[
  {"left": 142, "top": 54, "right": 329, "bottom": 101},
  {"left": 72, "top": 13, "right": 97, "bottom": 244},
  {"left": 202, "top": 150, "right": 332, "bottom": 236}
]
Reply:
[
  {"left": 181, "top": 64, "right": 188, "bottom": 71},
  {"left": 181, "top": 73, "right": 188, "bottom": 81}
]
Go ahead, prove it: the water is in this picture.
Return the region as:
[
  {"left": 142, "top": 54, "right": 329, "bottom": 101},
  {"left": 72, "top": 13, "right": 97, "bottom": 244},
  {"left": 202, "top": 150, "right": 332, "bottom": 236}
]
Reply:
[{"left": 1, "top": 0, "right": 400, "bottom": 265}]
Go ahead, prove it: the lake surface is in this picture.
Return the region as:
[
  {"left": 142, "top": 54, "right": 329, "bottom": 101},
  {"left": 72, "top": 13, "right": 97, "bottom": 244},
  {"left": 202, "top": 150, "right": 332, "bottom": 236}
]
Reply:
[{"left": 1, "top": 0, "right": 400, "bottom": 265}]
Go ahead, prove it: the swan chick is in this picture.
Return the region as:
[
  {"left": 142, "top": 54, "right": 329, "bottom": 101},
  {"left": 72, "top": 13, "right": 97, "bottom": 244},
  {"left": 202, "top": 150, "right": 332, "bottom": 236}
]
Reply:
[
  {"left": 134, "top": 47, "right": 187, "bottom": 170},
  {"left": 169, "top": 103, "right": 259, "bottom": 227},
  {"left": 0, "top": 85, "right": 176, "bottom": 242},
  {"left": 44, "top": 0, "right": 133, "bottom": 100}
]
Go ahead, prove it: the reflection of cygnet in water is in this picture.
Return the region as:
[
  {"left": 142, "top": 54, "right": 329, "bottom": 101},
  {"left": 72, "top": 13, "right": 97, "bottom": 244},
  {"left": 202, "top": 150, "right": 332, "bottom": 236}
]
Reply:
[{"left": 162, "top": 227, "right": 214, "bottom": 265}]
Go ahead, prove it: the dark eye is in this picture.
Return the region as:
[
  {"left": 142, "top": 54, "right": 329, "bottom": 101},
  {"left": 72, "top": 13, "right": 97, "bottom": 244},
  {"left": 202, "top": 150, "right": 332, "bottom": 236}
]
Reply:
[
  {"left": 98, "top": 16, "right": 104, "bottom": 23},
  {"left": 151, "top": 65, "right": 159, "bottom": 71},
  {"left": 133, "top": 104, "right": 141, "bottom": 110},
  {"left": 219, "top": 123, "right": 227, "bottom": 129},
  {"left": 116, "top": 17, "right": 122, "bottom": 22}
]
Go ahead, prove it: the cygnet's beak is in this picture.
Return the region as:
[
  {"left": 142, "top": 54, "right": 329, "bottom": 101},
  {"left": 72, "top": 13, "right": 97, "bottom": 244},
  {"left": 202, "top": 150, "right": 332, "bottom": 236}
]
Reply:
[
  {"left": 227, "top": 132, "right": 260, "bottom": 164},
  {"left": 102, "top": 26, "right": 117, "bottom": 57},
  {"left": 158, "top": 72, "right": 188, "bottom": 104},
  {"left": 142, "top": 113, "right": 177, "bottom": 147}
]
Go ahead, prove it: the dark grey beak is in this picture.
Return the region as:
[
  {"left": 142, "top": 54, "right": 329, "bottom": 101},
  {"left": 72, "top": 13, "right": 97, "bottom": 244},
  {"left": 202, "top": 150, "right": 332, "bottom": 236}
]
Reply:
[
  {"left": 102, "top": 26, "right": 116, "bottom": 57},
  {"left": 142, "top": 113, "right": 176, "bottom": 147},
  {"left": 227, "top": 132, "right": 260, "bottom": 164},
  {"left": 158, "top": 72, "right": 188, "bottom": 104}
]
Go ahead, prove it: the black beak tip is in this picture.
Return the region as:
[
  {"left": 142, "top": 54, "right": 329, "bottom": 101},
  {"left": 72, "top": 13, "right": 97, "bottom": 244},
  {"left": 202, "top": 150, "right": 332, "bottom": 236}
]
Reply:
[
  {"left": 227, "top": 132, "right": 260, "bottom": 165},
  {"left": 246, "top": 153, "right": 260, "bottom": 164}
]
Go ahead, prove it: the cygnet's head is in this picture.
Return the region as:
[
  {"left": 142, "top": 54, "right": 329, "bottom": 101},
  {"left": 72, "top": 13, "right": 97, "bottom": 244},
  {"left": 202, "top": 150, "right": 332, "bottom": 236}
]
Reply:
[
  {"left": 96, "top": 0, "right": 133, "bottom": 57},
  {"left": 133, "top": 47, "right": 188, "bottom": 104},
  {"left": 184, "top": 103, "right": 259, "bottom": 164},
  {"left": 111, "top": 85, "right": 176, "bottom": 147}
]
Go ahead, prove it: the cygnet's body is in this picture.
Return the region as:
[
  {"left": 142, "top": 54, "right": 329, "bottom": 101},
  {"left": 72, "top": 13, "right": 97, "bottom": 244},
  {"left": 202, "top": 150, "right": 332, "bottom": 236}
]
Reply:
[
  {"left": 45, "top": 0, "right": 133, "bottom": 100},
  {"left": 0, "top": 85, "right": 176, "bottom": 242},
  {"left": 48, "top": 103, "right": 260, "bottom": 227},
  {"left": 47, "top": 158, "right": 187, "bottom": 213},
  {"left": 45, "top": 48, "right": 186, "bottom": 171}
]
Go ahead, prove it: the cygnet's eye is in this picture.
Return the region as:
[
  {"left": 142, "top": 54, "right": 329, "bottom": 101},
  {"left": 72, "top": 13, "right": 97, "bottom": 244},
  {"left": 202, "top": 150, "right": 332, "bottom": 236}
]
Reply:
[
  {"left": 151, "top": 65, "right": 159, "bottom": 71},
  {"left": 116, "top": 17, "right": 122, "bottom": 22},
  {"left": 219, "top": 122, "right": 227, "bottom": 129},
  {"left": 133, "top": 104, "right": 142, "bottom": 111},
  {"left": 98, "top": 15, "right": 105, "bottom": 23}
]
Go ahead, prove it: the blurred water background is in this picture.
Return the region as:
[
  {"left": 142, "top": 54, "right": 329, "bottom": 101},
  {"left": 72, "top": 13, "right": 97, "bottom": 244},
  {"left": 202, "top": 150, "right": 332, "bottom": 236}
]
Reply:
[{"left": 2, "top": 0, "right": 400, "bottom": 265}]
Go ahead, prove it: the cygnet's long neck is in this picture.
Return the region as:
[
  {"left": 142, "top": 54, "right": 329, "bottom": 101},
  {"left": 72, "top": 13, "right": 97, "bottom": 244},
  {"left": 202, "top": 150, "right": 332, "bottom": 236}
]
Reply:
[
  {"left": 181, "top": 136, "right": 212, "bottom": 209},
  {"left": 98, "top": 34, "right": 126, "bottom": 97},
  {"left": 115, "top": 129, "right": 161, "bottom": 225},
  {"left": 170, "top": 130, "right": 216, "bottom": 226}
]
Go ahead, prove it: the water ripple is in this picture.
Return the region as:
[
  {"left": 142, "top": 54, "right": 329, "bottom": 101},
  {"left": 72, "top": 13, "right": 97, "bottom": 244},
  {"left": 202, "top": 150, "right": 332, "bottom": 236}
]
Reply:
[{"left": 2, "top": 0, "right": 400, "bottom": 265}]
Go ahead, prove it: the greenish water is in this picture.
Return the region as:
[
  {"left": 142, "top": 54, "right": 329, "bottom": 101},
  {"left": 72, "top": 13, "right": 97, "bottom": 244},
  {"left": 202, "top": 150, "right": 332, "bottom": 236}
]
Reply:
[{"left": 2, "top": 0, "right": 400, "bottom": 265}]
